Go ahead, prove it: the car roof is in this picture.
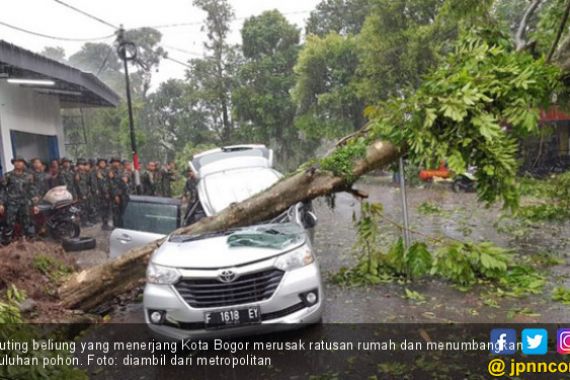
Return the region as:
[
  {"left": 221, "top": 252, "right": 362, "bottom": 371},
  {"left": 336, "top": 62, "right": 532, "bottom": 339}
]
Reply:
[
  {"left": 190, "top": 145, "right": 273, "bottom": 177},
  {"left": 128, "top": 195, "right": 181, "bottom": 206}
]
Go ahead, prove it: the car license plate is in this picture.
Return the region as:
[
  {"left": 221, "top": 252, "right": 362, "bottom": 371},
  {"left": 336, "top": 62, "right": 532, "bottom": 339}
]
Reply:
[{"left": 204, "top": 306, "right": 261, "bottom": 329}]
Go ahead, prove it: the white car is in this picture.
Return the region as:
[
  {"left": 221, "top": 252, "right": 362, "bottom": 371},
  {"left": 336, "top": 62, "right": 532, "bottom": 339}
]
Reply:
[{"left": 111, "top": 145, "right": 323, "bottom": 340}]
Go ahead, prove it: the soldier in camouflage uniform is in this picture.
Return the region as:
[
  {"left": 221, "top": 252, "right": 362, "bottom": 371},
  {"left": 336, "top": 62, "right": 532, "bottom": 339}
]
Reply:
[
  {"left": 0, "top": 157, "right": 38, "bottom": 244},
  {"left": 182, "top": 168, "right": 198, "bottom": 204},
  {"left": 141, "top": 161, "right": 159, "bottom": 196},
  {"left": 109, "top": 157, "right": 129, "bottom": 228},
  {"left": 30, "top": 158, "right": 48, "bottom": 201},
  {"left": 122, "top": 159, "right": 137, "bottom": 195},
  {"left": 160, "top": 161, "right": 177, "bottom": 198},
  {"left": 47, "top": 159, "right": 63, "bottom": 189},
  {"left": 87, "top": 159, "right": 99, "bottom": 224},
  {"left": 74, "top": 158, "right": 93, "bottom": 227},
  {"left": 154, "top": 161, "right": 165, "bottom": 196},
  {"left": 59, "top": 157, "right": 77, "bottom": 199},
  {"left": 95, "top": 158, "right": 112, "bottom": 231}
]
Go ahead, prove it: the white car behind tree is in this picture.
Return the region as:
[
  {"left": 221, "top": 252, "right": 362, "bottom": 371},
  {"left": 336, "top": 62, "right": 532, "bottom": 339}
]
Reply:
[{"left": 110, "top": 145, "right": 323, "bottom": 339}]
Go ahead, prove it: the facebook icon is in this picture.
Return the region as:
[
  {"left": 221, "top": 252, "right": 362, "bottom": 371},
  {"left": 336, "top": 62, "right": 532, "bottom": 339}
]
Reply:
[{"left": 490, "top": 329, "right": 517, "bottom": 355}]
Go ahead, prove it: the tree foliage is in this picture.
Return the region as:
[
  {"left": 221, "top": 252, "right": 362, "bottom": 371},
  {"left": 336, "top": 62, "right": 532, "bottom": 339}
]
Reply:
[
  {"left": 356, "top": 0, "right": 494, "bottom": 103},
  {"left": 144, "top": 79, "right": 213, "bottom": 161},
  {"left": 305, "top": 0, "right": 370, "bottom": 36},
  {"left": 293, "top": 33, "right": 364, "bottom": 140},
  {"left": 40, "top": 46, "right": 66, "bottom": 63},
  {"left": 233, "top": 10, "right": 307, "bottom": 168},
  {"left": 188, "top": 0, "right": 239, "bottom": 144},
  {"left": 64, "top": 28, "right": 166, "bottom": 159},
  {"left": 368, "top": 29, "right": 560, "bottom": 208}
]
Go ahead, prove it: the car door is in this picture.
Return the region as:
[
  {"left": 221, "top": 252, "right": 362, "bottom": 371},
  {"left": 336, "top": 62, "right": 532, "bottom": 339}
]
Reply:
[
  {"left": 110, "top": 229, "right": 164, "bottom": 259},
  {"left": 110, "top": 196, "right": 181, "bottom": 258}
]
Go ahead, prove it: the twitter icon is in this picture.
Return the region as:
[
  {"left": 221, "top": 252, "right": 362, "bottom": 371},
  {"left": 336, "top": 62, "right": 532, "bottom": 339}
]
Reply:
[{"left": 522, "top": 328, "right": 548, "bottom": 355}]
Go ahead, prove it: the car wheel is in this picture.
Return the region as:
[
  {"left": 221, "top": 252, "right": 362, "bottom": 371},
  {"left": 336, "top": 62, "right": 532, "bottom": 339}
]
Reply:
[
  {"left": 62, "top": 236, "right": 96, "bottom": 252},
  {"left": 50, "top": 221, "right": 80, "bottom": 241}
]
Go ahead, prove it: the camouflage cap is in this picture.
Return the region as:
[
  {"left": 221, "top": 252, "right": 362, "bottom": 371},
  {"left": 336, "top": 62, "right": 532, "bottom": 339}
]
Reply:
[{"left": 11, "top": 156, "right": 27, "bottom": 164}]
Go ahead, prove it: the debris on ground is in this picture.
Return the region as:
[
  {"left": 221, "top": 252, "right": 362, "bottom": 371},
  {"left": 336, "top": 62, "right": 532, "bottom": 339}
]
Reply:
[{"left": 0, "top": 239, "right": 96, "bottom": 322}]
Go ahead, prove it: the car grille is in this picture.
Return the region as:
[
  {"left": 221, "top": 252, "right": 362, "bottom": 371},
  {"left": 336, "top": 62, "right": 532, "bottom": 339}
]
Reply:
[{"left": 174, "top": 269, "right": 284, "bottom": 308}]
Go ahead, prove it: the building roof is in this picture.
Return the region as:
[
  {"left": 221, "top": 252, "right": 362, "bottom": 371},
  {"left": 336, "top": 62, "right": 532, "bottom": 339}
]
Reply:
[
  {"left": 541, "top": 106, "right": 570, "bottom": 123},
  {"left": 0, "top": 40, "right": 120, "bottom": 108}
]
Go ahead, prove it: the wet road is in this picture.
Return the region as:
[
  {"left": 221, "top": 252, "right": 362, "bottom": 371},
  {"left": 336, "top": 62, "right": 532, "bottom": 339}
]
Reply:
[{"left": 109, "top": 177, "right": 570, "bottom": 324}]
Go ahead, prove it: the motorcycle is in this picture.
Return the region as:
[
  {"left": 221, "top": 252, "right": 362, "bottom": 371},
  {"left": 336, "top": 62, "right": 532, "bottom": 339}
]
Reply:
[
  {"left": 452, "top": 167, "right": 477, "bottom": 193},
  {"left": 37, "top": 186, "right": 81, "bottom": 241}
]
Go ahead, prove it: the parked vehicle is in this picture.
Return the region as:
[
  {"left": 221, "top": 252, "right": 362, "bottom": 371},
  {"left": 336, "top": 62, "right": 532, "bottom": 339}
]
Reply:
[
  {"left": 452, "top": 167, "right": 477, "bottom": 193},
  {"left": 37, "top": 186, "right": 81, "bottom": 241},
  {"left": 419, "top": 161, "right": 451, "bottom": 182},
  {"left": 110, "top": 145, "right": 323, "bottom": 340}
]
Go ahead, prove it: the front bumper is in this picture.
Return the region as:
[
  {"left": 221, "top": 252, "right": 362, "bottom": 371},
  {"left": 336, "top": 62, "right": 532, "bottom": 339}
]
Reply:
[{"left": 143, "top": 260, "right": 323, "bottom": 341}]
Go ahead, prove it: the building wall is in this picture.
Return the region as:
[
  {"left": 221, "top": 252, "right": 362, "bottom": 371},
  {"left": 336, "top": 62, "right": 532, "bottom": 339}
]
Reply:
[{"left": 0, "top": 82, "right": 65, "bottom": 172}]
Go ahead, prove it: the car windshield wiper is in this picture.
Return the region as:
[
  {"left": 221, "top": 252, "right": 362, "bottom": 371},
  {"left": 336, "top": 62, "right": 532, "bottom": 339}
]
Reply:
[{"left": 170, "top": 229, "right": 238, "bottom": 243}]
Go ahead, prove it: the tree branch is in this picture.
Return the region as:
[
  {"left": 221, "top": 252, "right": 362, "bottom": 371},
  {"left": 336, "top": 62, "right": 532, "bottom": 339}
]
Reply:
[
  {"left": 547, "top": 0, "right": 570, "bottom": 62},
  {"left": 515, "top": 0, "right": 543, "bottom": 51}
]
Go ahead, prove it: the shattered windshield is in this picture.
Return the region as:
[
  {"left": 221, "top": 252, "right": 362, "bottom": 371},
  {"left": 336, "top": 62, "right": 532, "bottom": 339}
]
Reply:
[{"left": 226, "top": 223, "right": 305, "bottom": 250}]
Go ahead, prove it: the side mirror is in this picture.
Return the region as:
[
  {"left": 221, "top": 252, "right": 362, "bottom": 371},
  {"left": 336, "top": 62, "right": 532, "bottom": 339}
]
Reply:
[{"left": 303, "top": 211, "right": 318, "bottom": 229}]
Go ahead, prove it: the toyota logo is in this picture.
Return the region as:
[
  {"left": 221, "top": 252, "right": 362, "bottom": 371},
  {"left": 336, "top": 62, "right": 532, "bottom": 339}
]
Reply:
[{"left": 218, "top": 270, "right": 238, "bottom": 283}]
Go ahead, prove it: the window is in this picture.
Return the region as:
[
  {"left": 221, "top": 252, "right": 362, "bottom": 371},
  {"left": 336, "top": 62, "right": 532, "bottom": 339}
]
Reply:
[
  {"left": 122, "top": 201, "right": 179, "bottom": 235},
  {"left": 10, "top": 131, "right": 59, "bottom": 162}
]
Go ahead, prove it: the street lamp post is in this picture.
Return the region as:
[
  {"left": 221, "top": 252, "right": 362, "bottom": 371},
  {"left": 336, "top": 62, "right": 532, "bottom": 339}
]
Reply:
[{"left": 116, "top": 26, "right": 141, "bottom": 193}]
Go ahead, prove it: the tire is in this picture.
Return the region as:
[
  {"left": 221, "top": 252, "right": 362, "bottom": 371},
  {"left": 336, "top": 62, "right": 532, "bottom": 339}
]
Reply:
[
  {"left": 50, "top": 221, "right": 80, "bottom": 241},
  {"left": 452, "top": 177, "right": 474, "bottom": 193},
  {"left": 62, "top": 236, "right": 96, "bottom": 252},
  {"left": 452, "top": 179, "right": 462, "bottom": 193}
]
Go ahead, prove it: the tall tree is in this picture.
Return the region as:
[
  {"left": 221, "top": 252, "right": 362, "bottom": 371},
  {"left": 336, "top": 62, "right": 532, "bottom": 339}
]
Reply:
[
  {"left": 66, "top": 29, "right": 165, "bottom": 160},
  {"left": 40, "top": 46, "right": 66, "bottom": 63},
  {"left": 125, "top": 27, "right": 166, "bottom": 98},
  {"left": 144, "top": 79, "right": 213, "bottom": 161},
  {"left": 356, "top": 0, "right": 493, "bottom": 103},
  {"left": 305, "top": 0, "right": 370, "bottom": 36},
  {"left": 233, "top": 10, "right": 303, "bottom": 167},
  {"left": 188, "top": 0, "right": 239, "bottom": 143},
  {"left": 293, "top": 33, "right": 363, "bottom": 140},
  {"left": 69, "top": 43, "right": 124, "bottom": 94}
]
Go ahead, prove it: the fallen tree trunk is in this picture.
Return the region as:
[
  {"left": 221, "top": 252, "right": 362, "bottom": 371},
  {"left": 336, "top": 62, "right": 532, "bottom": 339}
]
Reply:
[{"left": 58, "top": 139, "right": 400, "bottom": 311}]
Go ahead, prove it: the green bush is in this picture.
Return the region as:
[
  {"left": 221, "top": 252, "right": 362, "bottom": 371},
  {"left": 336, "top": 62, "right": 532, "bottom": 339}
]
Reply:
[
  {"left": 32, "top": 255, "right": 73, "bottom": 282},
  {"left": 332, "top": 238, "right": 545, "bottom": 298},
  {"left": 431, "top": 242, "right": 509, "bottom": 287},
  {"left": 0, "top": 285, "right": 88, "bottom": 379}
]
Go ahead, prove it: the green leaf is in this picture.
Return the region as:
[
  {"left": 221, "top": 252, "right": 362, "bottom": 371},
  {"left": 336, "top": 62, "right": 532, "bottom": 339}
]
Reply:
[{"left": 448, "top": 152, "right": 466, "bottom": 174}]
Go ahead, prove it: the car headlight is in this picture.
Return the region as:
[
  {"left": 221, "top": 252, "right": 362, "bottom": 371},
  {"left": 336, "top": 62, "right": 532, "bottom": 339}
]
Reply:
[
  {"left": 146, "top": 263, "right": 181, "bottom": 285},
  {"left": 274, "top": 245, "right": 314, "bottom": 271}
]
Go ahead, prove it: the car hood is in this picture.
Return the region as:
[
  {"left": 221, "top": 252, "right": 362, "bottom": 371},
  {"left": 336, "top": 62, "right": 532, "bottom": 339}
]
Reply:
[{"left": 151, "top": 224, "right": 306, "bottom": 269}]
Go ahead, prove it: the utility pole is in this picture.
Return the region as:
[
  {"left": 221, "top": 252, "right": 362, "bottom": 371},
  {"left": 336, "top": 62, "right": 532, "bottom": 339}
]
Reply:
[
  {"left": 116, "top": 25, "right": 141, "bottom": 193},
  {"left": 398, "top": 156, "right": 411, "bottom": 249}
]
